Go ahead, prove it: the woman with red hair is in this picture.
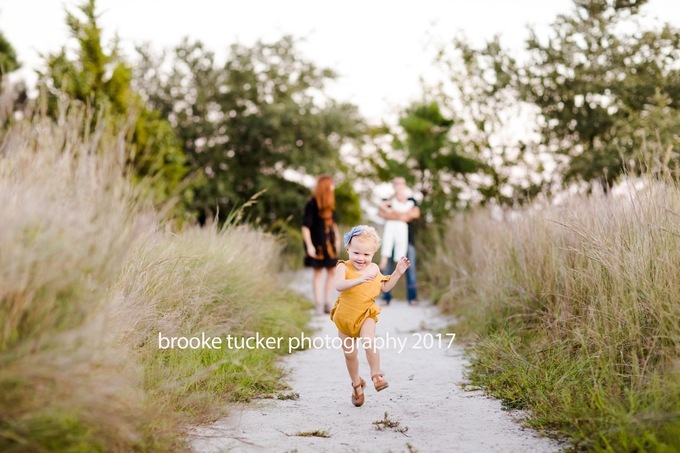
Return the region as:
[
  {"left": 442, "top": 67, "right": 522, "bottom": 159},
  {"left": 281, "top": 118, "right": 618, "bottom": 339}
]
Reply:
[{"left": 302, "top": 175, "right": 340, "bottom": 315}]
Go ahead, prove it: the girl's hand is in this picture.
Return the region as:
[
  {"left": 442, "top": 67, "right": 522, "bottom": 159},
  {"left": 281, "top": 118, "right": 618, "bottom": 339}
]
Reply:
[
  {"left": 395, "top": 256, "right": 411, "bottom": 274},
  {"left": 307, "top": 244, "right": 318, "bottom": 258},
  {"left": 359, "top": 273, "right": 377, "bottom": 283}
]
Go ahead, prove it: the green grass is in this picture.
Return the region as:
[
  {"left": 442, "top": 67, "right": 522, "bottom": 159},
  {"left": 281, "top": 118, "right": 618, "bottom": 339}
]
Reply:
[
  {"left": 0, "top": 100, "right": 311, "bottom": 451},
  {"left": 428, "top": 178, "right": 680, "bottom": 452},
  {"left": 276, "top": 392, "right": 300, "bottom": 400}
]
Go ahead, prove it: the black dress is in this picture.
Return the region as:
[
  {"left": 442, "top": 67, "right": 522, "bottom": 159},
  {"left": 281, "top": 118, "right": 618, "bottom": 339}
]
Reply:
[{"left": 303, "top": 198, "right": 339, "bottom": 269}]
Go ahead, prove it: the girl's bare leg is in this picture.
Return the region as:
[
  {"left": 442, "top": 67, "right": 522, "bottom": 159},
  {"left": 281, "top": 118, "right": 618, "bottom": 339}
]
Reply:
[
  {"left": 338, "top": 330, "right": 363, "bottom": 395},
  {"left": 360, "top": 318, "right": 381, "bottom": 377},
  {"left": 324, "top": 266, "right": 336, "bottom": 310},
  {"left": 312, "top": 268, "right": 323, "bottom": 314}
]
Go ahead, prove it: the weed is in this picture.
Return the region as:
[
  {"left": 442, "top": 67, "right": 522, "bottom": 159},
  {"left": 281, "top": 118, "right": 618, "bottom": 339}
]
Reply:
[
  {"left": 373, "top": 412, "right": 409, "bottom": 436},
  {"left": 289, "top": 429, "right": 330, "bottom": 438},
  {"left": 405, "top": 443, "right": 419, "bottom": 453},
  {"left": 277, "top": 392, "right": 300, "bottom": 400}
]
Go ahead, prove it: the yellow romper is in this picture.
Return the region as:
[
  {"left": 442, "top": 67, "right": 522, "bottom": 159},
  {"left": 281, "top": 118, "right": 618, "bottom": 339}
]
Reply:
[{"left": 329, "top": 260, "right": 391, "bottom": 337}]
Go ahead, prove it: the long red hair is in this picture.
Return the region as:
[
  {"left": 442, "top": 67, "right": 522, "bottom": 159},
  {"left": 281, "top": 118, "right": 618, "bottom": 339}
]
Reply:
[{"left": 312, "top": 175, "right": 335, "bottom": 220}]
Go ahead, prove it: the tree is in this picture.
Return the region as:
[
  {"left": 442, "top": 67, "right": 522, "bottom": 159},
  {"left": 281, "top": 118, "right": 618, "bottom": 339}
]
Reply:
[
  {"left": 0, "top": 30, "right": 19, "bottom": 78},
  {"left": 135, "top": 37, "right": 363, "bottom": 227},
  {"left": 363, "top": 36, "right": 545, "bottom": 218},
  {"left": 431, "top": 36, "right": 549, "bottom": 204},
  {"left": 40, "top": 0, "right": 188, "bottom": 212},
  {"left": 520, "top": 0, "right": 680, "bottom": 190},
  {"left": 428, "top": 0, "right": 680, "bottom": 198},
  {"left": 369, "top": 101, "right": 485, "bottom": 224},
  {"left": 0, "top": 28, "right": 23, "bottom": 113}
]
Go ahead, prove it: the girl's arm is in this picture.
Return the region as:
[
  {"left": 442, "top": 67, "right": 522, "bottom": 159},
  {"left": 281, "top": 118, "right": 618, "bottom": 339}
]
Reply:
[
  {"left": 398, "top": 205, "right": 420, "bottom": 222},
  {"left": 335, "top": 262, "right": 377, "bottom": 292},
  {"left": 381, "top": 256, "right": 411, "bottom": 293}
]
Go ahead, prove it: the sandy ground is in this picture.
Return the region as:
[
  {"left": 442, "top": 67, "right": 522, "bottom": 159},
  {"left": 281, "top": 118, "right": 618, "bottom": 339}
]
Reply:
[{"left": 190, "top": 273, "right": 562, "bottom": 453}]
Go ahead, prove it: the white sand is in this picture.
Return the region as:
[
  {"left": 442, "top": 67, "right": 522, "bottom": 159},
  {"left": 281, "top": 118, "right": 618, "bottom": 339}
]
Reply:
[{"left": 190, "top": 274, "right": 562, "bottom": 453}]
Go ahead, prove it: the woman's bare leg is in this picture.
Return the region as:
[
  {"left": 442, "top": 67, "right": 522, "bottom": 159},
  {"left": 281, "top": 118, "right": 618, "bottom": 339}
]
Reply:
[
  {"left": 338, "top": 330, "right": 362, "bottom": 394},
  {"left": 312, "top": 268, "right": 323, "bottom": 314},
  {"left": 360, "top": 318, "right": 381, "bottom": 377},
  {"left": 324, "top": 266, "right": 336, "bottom": 311}
]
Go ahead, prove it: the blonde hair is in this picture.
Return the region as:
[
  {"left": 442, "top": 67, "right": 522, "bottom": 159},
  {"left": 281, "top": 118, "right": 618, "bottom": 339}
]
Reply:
[{"left": 346, "top": 225, "right": 381, "bottom": 250}]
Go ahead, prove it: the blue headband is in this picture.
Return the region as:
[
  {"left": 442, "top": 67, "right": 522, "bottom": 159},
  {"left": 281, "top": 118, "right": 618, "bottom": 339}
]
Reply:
[{"left": 343, "top": 225, "right": 366, "bottom": 247}]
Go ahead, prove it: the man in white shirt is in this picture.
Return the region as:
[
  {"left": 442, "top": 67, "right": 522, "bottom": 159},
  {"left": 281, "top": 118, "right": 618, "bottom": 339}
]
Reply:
[{"left": 378, "top": 177, "right": 420, "bottom": 306}]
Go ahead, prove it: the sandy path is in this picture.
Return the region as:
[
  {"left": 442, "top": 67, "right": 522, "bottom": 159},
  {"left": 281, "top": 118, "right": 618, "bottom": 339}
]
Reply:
[{"left": 190, "top": 274, "right": 561, "bottom": 453}]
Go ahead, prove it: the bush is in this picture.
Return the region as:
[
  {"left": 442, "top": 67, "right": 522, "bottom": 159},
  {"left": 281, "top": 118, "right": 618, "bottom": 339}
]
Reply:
[
  {"left": 432, "top": 180, "right": 680, "bottom": 451},
  {"left": 0, "top": 102, "right": 310, "bottom": 452}
]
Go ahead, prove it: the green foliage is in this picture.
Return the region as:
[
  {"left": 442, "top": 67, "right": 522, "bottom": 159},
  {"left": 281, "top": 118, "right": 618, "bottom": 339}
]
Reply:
[
  {"left": 431, "top": 0, "right": 680, "bottom": 199},
  {"left": 520, "top": 0, "right": 680, "bottom": 190},
  {"left": 135, "top": 37, "right": 363, "bottom": 227},
  {"left": 271, "top": 219, "right": 305, "bottom": 270},
  {"left": 432, "top": 36, "right": 546, "bottom": 203},
  {"left": 0, "top": 30, "right": 18, "bottom": 77},
  {"left": 0, "top": 102, "right": 311, "bottom": 451},
  {"left": 0, "top": 28, "right": 19, "bottom": 95},
  {"left": 334, "top": 180, "right": 362, "bottom": 226},
  {"left": 39, "top": 0, "right": 189, "bottom": 213},
  {"left": 371, "top": 101, "right": 484, "bottom": 223}
]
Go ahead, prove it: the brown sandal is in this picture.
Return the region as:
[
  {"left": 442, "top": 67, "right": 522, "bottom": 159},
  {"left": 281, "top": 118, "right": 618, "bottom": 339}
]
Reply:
[
  {"left": 372, "top": 373, "right": 389, "bottom": 391},
  {"left": 351, "top": 378, "right": 365, "bottom": 407}
]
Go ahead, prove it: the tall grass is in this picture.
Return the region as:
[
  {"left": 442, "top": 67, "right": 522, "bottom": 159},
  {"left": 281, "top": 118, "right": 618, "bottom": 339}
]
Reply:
[
  {"left": 0, "top": 102, "right": 310, "bottom": 451},
  {"left": 429, "top": 180, "right": 680, "bottom": 451}
]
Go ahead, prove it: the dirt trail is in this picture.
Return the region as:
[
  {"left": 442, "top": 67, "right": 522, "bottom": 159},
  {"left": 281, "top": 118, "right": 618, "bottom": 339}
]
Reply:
[{"left": 191, "top": 273, "right": 561, "bottom": 453}]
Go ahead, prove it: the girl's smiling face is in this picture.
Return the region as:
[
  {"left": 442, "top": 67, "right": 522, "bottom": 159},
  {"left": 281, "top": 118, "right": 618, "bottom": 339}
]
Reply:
[{"left": 346, "top": 237, "right": 377, "bottom": 271}]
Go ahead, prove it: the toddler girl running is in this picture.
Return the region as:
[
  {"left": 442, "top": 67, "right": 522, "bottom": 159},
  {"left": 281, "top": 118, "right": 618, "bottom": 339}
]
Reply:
[{"left": 329, "top": 225, "right": 411, "bottom": 407}]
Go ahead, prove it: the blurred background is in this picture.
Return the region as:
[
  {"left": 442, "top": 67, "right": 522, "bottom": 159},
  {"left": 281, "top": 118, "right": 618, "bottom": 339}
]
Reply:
[{"left": 1, "top": 0, "right": 679, "bottom": 244}]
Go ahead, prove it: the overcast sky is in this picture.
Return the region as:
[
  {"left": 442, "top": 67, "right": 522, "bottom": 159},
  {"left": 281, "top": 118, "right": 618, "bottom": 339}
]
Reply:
[{"left": 1, "top": 0, "right": 678, "bottom": 123}]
